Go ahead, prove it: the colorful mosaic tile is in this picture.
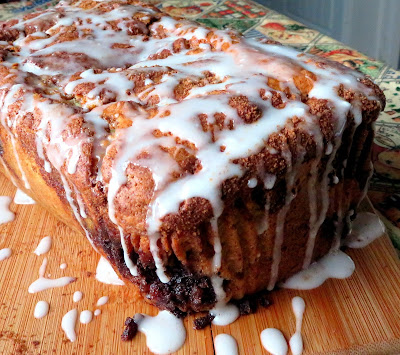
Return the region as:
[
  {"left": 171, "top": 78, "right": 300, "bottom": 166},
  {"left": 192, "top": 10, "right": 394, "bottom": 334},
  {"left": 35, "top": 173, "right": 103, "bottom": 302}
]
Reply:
[
  {"left": 256, "top": 17, "right": 319, "bottom": 44},
  {"left": 157, "top": 0, "right": 216, "bottom": 18},
  {"left": 203, "top": 0, "right": 268, "bottom": 19},
  {"left": 306, "top": 43, "right": 385, "bottom": 78},
  {"left": 382, "top": 67, "right": 400, "bottom": 82},
  {"left": 0, "top": 0, "right": 59, "bottom": 20},
  {"left": 197, "top": 18, "right": 257, "bottom": 32}
]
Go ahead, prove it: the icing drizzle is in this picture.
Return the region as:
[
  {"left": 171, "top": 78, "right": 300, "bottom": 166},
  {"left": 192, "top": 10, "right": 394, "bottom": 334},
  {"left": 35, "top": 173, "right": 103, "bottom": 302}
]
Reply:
[{"left": 0, "top": 0, "right": 381, "bottom": 305}]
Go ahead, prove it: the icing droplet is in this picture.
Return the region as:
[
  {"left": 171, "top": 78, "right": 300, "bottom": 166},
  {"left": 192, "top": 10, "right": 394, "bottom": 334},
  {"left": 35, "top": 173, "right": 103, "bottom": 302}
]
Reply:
[
  {"left": 96, "top": 296, "right": 109, "bottom": 306},
  {"left": 34, "top": 236, "right": 52, "bottom": 255},
  {"left": 73, "top": 291, "right": 83, "bottom": 303},
  {"left": 94, "top": 309, "right": 101, "bottom": 316},
  {"left": 0, "top": 248, "right": 12, "bottom": 261},
  {"left": 95, "top": 256, "right": 124, "bottom": 286},
  {"left": 280, "top": 251, "right": 355, "bottom": 290},
  {"left": 34, "top": 300, "right": 49, "bottom": 319},
  {"left": 80, "top": 310, "right": 93, "bottom": 324},
  {"left": 14, "top": 189, "right": 35, "bottom": 205},
  {"left": 60, "top": 263, "right": 67, "bottom": 269},
  {"left": 247, "top": 178, "right": 257, "bottom": 188},
  {"left": 134, "top": 310, "right": 186, "bottom": 354},
  {"left": 260, "top": 328, "right": 288, "bottom": 355},
  {"left": 28, "top": 258, "right": 76, "bottom": 293},
  {"left": 61, "top": 309, "right": 78, "bottom": 342},
  {"left": 343, "top": 212, "right": 385, "bottom": 248},
  {"left": 0, "top": 196, "right": 15, "bottom": 225},
  {"left": 215, "top": 334, "right": 239, "bottom": 355}
]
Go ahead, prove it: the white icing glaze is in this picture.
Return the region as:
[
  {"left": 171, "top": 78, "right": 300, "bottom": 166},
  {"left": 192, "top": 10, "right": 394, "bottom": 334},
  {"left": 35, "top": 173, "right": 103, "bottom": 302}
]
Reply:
[
  {"left": 28, "top": 257, "right": 76, "bottom": 293},
  {"left": 60, "top": 263, "right": 67, "bottom": 269},
  {"left": 94, "top": 309, "right": 101, "bottom": 316},
  {"left": 134, "top": 310, "right": 186, "bottom": 354},
  {"left": 0, "top": 196, "right": 15, "bottom": 225},
  {"left": 260, "top": 328, "right": 288, "bottom": 355},
  {"left": 73, "top": 291, "right": 83, "bottom": 303},
  {"left": 289, "top": 297, "right": 305, "bottom": 355},
  {"left": 96, "top": 296, "right": 109, "bottom": 306},
  {"left": 14, "top": 189, "right": 35, "bottom": 205},
  {"left": 34, "top": 300, "right": 49, "bottom": 319},
  {"left": 0, "top": 1, "right": 380, "bottom": 289},
  {"left": 0, "top": 248, "right": 12, "bottom": 261},
  {"left": 215, "top": 334, "right": 239, "bottom": 355},
  {"left": 34, "top": 236, "right": 52, "bottom": 255},
  {"left": 61, "top": 308, "right": 78, "bottom": 342},
  {"left": 95, "top": 256, "right": 125, "bottom": 286},
  {"left": 343, "top": 212, "right": 385, "bottom": 248},
  {"left": 80, "top": 310, "right": 93, "bottom": 324},
  {"left": 280, "top": 250, "right": 355, "bottom": 290}
]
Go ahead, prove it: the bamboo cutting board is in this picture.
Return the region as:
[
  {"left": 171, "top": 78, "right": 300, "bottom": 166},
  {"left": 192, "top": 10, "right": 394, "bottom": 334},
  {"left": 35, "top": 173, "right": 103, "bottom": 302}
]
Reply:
[{"left": 0, "top": 173, "right": 400, "bottom": 355}]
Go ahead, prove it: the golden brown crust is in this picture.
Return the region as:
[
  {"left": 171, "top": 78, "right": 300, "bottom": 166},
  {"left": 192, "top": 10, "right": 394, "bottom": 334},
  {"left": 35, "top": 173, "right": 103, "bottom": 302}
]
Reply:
[{"left": 0, "top": 0, "right": 385, "bottom": 314}]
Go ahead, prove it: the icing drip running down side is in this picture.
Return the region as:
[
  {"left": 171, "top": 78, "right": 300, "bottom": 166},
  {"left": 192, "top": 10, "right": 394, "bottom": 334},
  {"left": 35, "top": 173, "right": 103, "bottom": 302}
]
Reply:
[{"left": 0, "top": 0, "right": 383, "bottom": 309}]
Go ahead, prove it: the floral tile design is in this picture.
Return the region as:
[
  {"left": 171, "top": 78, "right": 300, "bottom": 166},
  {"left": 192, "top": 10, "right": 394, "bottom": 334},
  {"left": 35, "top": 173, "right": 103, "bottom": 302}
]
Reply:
[
  {"left": 307, "top": 44, "right": 386, "bottom": 78},
  {"left": 203, "top": 0, "right": 268, "bottom": 19},
  {"left": 157, "top": 0, "right": 216, "bottom": 18},
  {"left": 197, "top": 18, "right": 257, "bottom": 32},
  {"left": 256, "top": 17, "right": 319, "bottom": 44}
]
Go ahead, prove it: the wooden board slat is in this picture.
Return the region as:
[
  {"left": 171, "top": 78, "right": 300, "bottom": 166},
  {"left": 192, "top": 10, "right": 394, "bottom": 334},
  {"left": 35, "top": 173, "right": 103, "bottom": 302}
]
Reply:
[{"left": 0, "top": 173, "right": 400, "bottom": 354}]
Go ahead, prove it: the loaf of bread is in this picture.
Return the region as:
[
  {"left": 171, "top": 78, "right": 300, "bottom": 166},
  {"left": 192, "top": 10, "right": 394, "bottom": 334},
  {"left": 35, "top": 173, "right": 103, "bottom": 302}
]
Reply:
[{"left": 0, "top": 0, "right": 385, "bottom": 315}]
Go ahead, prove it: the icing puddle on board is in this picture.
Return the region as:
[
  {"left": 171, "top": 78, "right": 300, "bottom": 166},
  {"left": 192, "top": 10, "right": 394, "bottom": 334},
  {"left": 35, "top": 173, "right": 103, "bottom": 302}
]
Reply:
[
  {"left": 73, "top": 291, "right": 83, "bottom": 303},
  {"left": 215, "top": 334, "right": 239, "bottom": 355},
  {"left": 134, "top": 311, "right": 186, "bottom": 354},
  {"left": 0, "top": 196, "right": 15, "bottom": 225},
  {"left": 14, "top": 188, "right": 36, "bottom": 205},
  {"left": 260, "top": 296, "right": 306, "bottom": 355},
  {"left": 96, "top": 256, "right": 125, "bottom": 286},
  {"left": 61, "top": 309, "right": 78, "bottom": 342},
  {"left": 34, "top": 236, "right": 52, "bottom": 256},
  {"left": 280, "top": 250, "right": 355, "bottom": 290},
  {"left": 28, "top": 258, "right": 76, "bottom": 293},
  {"left": 80, "top": 310, "right": 93, "bottom": 325},
  {"left": 289, "top": 297, "right": 306, "bottom": 355},
  {"left": 0, "top": 248, "right": 12, "bottom": 261},
  {"left": 260, "top": 328, "right": 288, "bottom": 355},
  {"left": 34, "top": 301, "right": 49, "bottom": 319},
  {"left": 96, "top": 296, "right": 109, "bottom": 307}
]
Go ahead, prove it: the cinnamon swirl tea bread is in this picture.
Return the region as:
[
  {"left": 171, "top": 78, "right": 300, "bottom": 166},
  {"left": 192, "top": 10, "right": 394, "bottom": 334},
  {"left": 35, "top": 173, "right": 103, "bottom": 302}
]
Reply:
[{"left": 0, "top": 0, "right": 385, "bottom": 314}]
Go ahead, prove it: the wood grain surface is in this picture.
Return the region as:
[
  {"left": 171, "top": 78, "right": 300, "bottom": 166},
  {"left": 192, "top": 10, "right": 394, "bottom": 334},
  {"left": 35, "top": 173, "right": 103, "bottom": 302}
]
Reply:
[{"left": 0, "top": 173, "right": 399, "bottom": 355}]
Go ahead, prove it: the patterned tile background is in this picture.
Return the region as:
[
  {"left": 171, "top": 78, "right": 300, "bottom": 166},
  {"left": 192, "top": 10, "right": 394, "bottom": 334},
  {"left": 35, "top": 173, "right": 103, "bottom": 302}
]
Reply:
[{"left": 1, "top": 0, "right": 400, "bottom": 252}]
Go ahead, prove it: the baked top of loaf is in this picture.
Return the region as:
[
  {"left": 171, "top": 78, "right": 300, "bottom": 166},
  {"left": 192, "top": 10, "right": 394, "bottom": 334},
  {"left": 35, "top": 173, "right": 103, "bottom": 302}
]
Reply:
[{"left": 0, "top": 0, "right": 385, "bottom": 308}]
